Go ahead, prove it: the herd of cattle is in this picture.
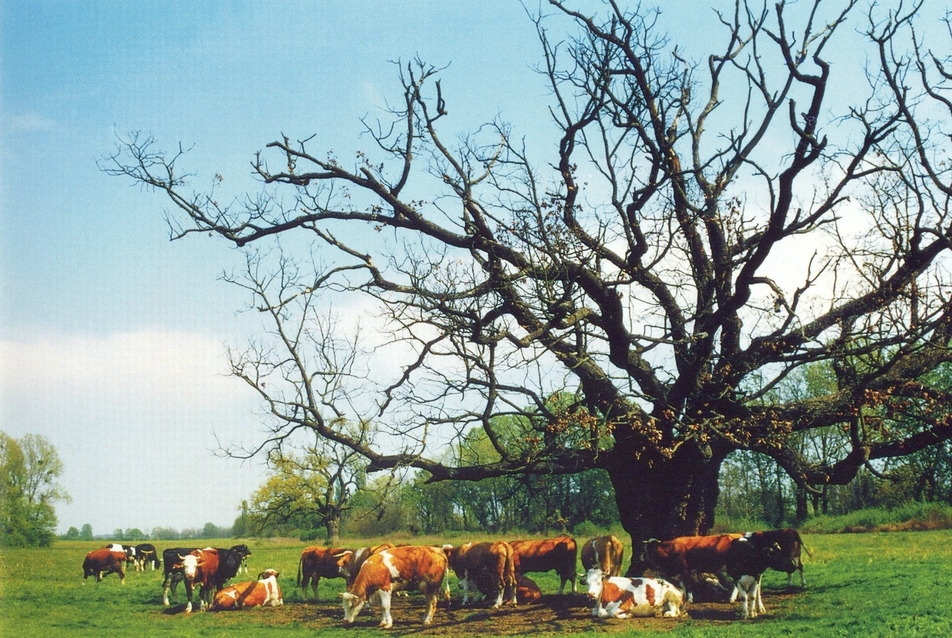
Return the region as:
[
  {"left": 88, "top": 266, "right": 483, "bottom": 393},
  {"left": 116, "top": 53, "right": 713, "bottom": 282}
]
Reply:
[{"left": 80, "top": 528, "right": 809, "bottom": 627}]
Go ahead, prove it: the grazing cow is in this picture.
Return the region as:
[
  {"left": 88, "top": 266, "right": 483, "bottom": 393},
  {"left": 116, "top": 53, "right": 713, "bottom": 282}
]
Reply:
[
  {"left": 631, "top": 533, "right": 742, "bottom": 601},
  {"left": 341, "top": 545, "right": 449, "bottom": 628},
  {"left": 443, "top": 541, "right": 517, "bottom": 608},
  {"left": 738, "top": 528, "right": 811, "bottom": 587},
  {"left": 162, "top": 544, "right": 251, "bottom": 609},
  {"left": 581, "top": 535, "right": 625, "bottom": 577},
  {"left": 583, "top": 567, "right": 683, "bottom": 618},
  {"left": 296, "top": 546, "right": 349, "bottom": 601},
  {"left": 83, "top": 548, "right": 127, "bottom": 584},
  {"left": 134, "top": 543, "right": 160, "bottom": 571},
  {"left": 723, "top": 535, "right": 782, "bottom": 619},
  {"left": 335, "top": 543, "right": 395, "bottom": 587},
  {"left": 516, "top": 575, "right": 542, "bottom": 604},
  {"left": 508, "top": 535, "right": 578, "bottom": 594},
  {"left": 211, "top": 569, "right": 283, "bottom": 610}
]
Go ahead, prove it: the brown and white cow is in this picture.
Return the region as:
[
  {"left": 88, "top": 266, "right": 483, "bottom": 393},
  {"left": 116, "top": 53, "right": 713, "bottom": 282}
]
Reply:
[
  {"left": 180, "top": 548, "right": 221, "bottom": 613},
  {"left": 632, "top": 533, "right": 742, "bottom": 601},
  {"left": 508, "top": 535, "right": 578, "bottom": 594},
  {"left": 581, "top": 535, "right": 625, "bottom": 577},
  {"left": 443, "top": 541, "right": 517, "bottom": 608},
  {"left": 335, "top": 543, "right": 395, "bottom": 587},
  {"left": 211, "top": 569, "right": 284, "bottom": 610},
  {"left": 340, "top": 545, "right": 448, "bottom": 628},
  {"left": 83, "top": 548, "right": 127, "bottom": 584},
  {"left": 296, "top": 546, "right": 349, "bottom": 600},
  {"left": 584, "top": 567, "right": 684, "bottom": 618}
]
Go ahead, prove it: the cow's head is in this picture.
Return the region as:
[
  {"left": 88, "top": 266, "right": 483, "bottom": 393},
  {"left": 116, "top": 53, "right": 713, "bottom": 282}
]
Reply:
[
  {"left": 230, "top": 544, "right": 252, "bottom": 558},
  {"left": 340, "top": 592, "right": 366, "bottom": 623},
  {"left": 583, "top": 567, "right": 605, "bottom": 599},
  {"left": 178, "top": 552, "right": 200, "bottom": 579}
]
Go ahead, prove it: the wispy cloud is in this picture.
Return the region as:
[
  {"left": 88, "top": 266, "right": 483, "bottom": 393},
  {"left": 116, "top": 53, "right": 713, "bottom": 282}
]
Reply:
[{"left": 5, "top": 112, "right": 57, "bottom": 132}]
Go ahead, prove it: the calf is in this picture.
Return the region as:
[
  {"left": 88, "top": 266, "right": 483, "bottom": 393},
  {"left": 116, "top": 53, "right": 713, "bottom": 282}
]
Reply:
[
  {"left": 740, "top": 528, "right": 811, "bottom": 587},
  {"left": 83, "top": 548, "right": 127, "bottom": 584},
  {"left": 341, "top": 545, "right": 449, "bottom": 628},
  {"left": 443, "top": 541, "right": 517, "bottom": 608},
  {"left": 516, "top": 575, "right": 542, "bottom": 604},
  {"left": 297, "top": 546, "right": 349, "bottom": 600},
  {"left": 584, "top": 567, "right": 683, "bottom": 618},
  {"left": 211, "top": 569, "right": 283, "bottom": 610},
  {"left": 581, "top": 535, "right": 625, "bottom": 577},
  {"left": 724, "top": 535, "right": 782, "bottom": 619},
  {"left": 508, "top": 535, "right": 578, "bottom": 594}
]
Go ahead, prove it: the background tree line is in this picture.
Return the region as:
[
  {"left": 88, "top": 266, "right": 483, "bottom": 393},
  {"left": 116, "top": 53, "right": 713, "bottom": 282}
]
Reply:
[{"left": 241, "top": 361, "right": 952, "bottom": 541}]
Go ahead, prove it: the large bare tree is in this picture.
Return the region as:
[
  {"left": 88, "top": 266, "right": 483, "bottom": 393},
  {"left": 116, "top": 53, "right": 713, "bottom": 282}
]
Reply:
[{"left": 106, "top": 0, "right": 952, "bottom": 542}]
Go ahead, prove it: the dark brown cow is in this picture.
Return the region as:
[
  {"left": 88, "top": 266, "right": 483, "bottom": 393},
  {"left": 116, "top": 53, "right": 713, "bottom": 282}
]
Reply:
[
  {"left": 632, "top": 533, "right": 743, "bottom": 601},
  {"left": 341, "top": 545, "right": 449, "bottom": 628},
  {"left": 443, "top": 541, "right": 517, "bottom": 608},
  {"left": 580, "top": 535, "right": 625, "bottom": 577},
  {"left": 82, "top": 548, "right": 127, "bottom": 584},
  {"left": 738, "top": 528, "right": 811, "bottom": 587},
  {"left": 508, "top": 536, "right": 578, "bottom": 594},
  {"left": 515, "top": 575, "right": 542, "bottom": 604},
  {"left": 296, "top": 546, "right": 349, "bottom": 600}
]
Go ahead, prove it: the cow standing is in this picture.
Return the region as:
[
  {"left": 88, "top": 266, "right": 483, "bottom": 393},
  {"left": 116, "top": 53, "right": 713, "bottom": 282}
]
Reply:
[
  {"left": 724, "top": 535, "right": 783, "bottom": 619},
  {"left": 211, "top": 569, "right": 283, "bottom": 610},
  {"left": 180, "top": 548, "right": 220, "bottom": 612},
  {"left": 297, "top": 546, "right": 349, "bottom": 601},
  {"left": 443, "top": 541, "right": 517, "bottom": 608},
  {"left": 508, "top": 535, "right": 578, "bottom": 594},
  {"left": 584, "top": 567, "right": 683, "bottom": 618},
  {"left": 631, "top": 533, "right": 742, "bottom": 601},
  {"left": 83, "top": 548, "right": 127, "bottom": 584},
  {"left": 335, "top": 543, "right": 395, "bottom": 587},
  {"left": 134, "top": 543, "right": 160, "bottom": 571},
  {"left": 341, "top": 545, "right": 449, "bottom": 628},
  {"left": 162, "top": 544, "right": 251, "bottom": 609},
  {"left": 738, "top": 528, "right": 811, "bottom": 587},
  {"left": 581, "top": 535, "right": 625, "bottom": 577}
]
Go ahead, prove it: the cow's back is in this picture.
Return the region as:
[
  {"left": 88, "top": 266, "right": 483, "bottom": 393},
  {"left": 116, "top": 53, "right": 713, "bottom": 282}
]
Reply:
[
  {"left": 351, "top": 545, "right": 447, "bottom": 598},
  {"left": 510, "top": 536, "right": 577, "bottom": 574}
]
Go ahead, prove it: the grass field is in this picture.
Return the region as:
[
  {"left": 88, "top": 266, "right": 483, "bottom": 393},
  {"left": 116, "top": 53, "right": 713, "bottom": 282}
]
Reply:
[{"left": 2, "top": 531, "right": 951, "bottom": 637}]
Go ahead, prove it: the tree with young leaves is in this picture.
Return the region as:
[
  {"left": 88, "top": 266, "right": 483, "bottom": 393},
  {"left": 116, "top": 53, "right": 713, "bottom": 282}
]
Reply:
[
  {"left": 107, "top": 0, "right": 952, "bottom": 543},
  {"left": 0, "top": 432, "right": 69, "bottom": 547}
]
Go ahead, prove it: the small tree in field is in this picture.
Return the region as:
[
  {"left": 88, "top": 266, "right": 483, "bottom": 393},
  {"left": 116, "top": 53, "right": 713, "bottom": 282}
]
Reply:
[
  {"left": 0, "top": 432, "right": 69, "bottom": 547},
  {"left": 107, "top": 1, "right": 952, "bottom": 541}
]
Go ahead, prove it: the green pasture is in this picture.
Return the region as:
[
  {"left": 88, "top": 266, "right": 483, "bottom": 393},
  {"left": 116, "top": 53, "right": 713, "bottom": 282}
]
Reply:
[{"left": 1, "top": 531, "right": 951, "bottom": 637}]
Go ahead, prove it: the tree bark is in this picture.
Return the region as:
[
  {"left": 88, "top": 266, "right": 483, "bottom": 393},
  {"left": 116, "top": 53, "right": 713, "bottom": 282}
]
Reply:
[{"left": 608, "top": 439, "right": 727, "bottom": 574}]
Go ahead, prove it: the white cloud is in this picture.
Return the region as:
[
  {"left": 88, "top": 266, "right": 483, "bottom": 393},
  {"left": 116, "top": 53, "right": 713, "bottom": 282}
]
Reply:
[
  {"left": 5, "top": 112, "right": 56, "bottom": 132},
  {"left": 0, "top": 329, "right": 265, "bottom": 535}
]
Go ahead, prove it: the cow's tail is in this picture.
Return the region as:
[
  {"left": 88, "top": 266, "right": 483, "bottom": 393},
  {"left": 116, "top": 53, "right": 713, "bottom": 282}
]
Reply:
[
  {"left": 794, "top": 530, "right": 814, "bottom": 559},
  {"left": 296, "top": 555, "right": 303, "bottom": 587}
]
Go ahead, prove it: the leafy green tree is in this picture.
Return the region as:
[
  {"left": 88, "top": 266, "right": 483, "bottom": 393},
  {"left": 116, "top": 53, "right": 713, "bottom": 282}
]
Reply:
[
  {"left": 0, "top": 432, "right": 69, "bottom": 547},
  {"left": 247, "top": 442, "right": 365, "bottom": 544},
  {"left": 109, "top": 1, "right": 952, "bottom": 540},
  {"left": 63, "top": 526, "right": 80, "bottom": 540},
  {"left": 80, "top": 523, "right": 93, "bottom": 541}
]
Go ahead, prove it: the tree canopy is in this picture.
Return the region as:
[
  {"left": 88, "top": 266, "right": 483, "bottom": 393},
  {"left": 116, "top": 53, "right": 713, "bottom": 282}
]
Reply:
[{"left": 107, "top": 0, "right": 952, "bottom": 540}]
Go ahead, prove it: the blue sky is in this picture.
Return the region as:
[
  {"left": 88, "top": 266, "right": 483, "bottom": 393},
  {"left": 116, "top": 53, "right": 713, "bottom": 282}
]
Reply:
[
  {"left": 2, "top": 1, "right": 946, "bottom": 537},
  {"left": 0, "top": 1, "right": 551, "bottom": 536}
]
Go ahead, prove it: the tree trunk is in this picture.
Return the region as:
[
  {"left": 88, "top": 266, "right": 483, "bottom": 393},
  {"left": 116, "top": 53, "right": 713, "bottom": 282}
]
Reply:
[
  {"left": 607, "top": 439, "right": 728, "bottom": 575},
  {"left": 325, "top": 517, "right": 340, "bottom": 546}
]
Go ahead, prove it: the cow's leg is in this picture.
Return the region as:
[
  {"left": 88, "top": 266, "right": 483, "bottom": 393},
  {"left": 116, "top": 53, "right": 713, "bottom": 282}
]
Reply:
[
  {"left": 423, "top": 591, "right": 439, "bottom": 625},
  {"left": 184, "top": 580, "right": 194, "bottom": 613},
  {"left": 311, "top": 576, "right": 321, "bottom": 602},
  {"left": 377, "top": 589, "right": 393, "bottom": 629},
  {"left": 459, "top": 574, "right": 471, "bottom": 606},
  {"left": 798, "top": 561, "right": 806, "bottom": 587},
  {"left": 755, "top": 574, "right": 765, "bottom": 615},
  {"left": 162, "top": 576, "right": 172, "bottom": 607}
]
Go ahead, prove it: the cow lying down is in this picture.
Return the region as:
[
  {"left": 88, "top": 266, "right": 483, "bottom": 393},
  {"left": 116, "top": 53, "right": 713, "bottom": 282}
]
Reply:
[
  {"left": 211, "top": 569, "right": 283, "bottom": 610},
  {"left": 584, "top": 568, "right": 684, "bottom": 619}
]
